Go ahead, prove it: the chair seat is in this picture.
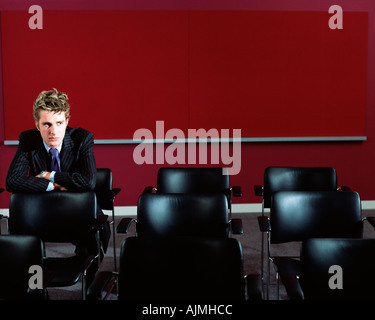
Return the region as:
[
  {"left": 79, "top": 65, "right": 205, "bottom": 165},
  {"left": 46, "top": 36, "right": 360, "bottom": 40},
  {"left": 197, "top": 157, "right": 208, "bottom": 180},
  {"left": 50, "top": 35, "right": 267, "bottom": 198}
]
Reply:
[
  {"left": 273, "top": 257, "right": 300, "bottom": 278},
  {"left": 44, "top": 255, "right": 95, "bottom": 287}
]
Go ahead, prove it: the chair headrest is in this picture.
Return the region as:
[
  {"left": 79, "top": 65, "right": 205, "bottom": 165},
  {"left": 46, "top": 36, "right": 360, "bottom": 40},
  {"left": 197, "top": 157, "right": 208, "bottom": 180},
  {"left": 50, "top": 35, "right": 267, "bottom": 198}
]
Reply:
[
  {"left": 137, "top": 193, "right": 229, "bottom": 237},
  {"left": 157, "top": 167, "right": 230, "bottom": 194},
  {"left": 9, "top": 192, "right": 97, "bottom": 242},
  {"left": 270, "top": 191, "right": 362, "bottom": 243},
  {"left": 263, "top": 167, "right": 337, "bottom": 208}
]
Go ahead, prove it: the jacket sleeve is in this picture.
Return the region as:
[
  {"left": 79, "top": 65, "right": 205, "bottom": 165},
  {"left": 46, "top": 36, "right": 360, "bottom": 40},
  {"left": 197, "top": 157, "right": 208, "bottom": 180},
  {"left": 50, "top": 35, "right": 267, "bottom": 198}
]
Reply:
[{"left": 6, "top": 134, "right": 50, "bottom": 193}]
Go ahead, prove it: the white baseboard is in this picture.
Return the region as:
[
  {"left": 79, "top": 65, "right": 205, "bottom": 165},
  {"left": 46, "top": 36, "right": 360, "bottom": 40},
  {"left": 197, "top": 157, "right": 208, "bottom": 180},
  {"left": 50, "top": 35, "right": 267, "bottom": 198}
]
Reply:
[
  {"left": 2, "top": 200, "right": 375, "bottom": 217},
  {"left": 104, "top": 203, "right": 263, "bottom": 217}
]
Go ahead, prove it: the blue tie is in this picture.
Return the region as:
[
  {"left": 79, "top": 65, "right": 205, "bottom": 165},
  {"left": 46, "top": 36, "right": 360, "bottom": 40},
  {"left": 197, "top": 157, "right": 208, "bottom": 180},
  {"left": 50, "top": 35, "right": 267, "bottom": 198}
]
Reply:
[{"left": 50, "top": 148, "right": 61, "bottom": 172}]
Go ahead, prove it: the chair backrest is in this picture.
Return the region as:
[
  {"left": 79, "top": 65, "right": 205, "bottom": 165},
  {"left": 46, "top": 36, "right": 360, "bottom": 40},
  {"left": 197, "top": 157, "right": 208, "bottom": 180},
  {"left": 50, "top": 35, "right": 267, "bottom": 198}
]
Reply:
[
  {"left": 137, "top": 193, "right": 229, "bottom": 237},
  {"left": 300, "top": 238, "right": 375, "bottom": 299},
  {"left": 95, "top": 168, "right": 112, "bottom": 210},
  {"left": 263, "top": 167, "right": 337, "bottom": 208},
  {"left": 9, "top": 192, "right": 97, "bottom": 243},
  {"left": 270, "top": 191, "right": 362, "bottom": 244},
  {"left": 157, "top": 166, "right": 231, "bottom": 198},
  {"left": 0, "top": 235, "right": 44, "bottom": 299},
  {"left": 119, "top": 236, "right": 245, "bottom": 300},
  {"left": 95, "top": 168, "right": 112, "bottom": 193}
]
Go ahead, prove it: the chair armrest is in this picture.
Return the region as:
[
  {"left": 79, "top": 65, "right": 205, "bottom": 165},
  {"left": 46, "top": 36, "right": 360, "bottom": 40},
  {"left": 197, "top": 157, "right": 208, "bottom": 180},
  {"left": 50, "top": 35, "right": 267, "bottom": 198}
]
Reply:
[
  {"left": 97, "top": 188, "right": 122, "bottom": 210},
  {"left": 116, "top": 217, "right": 136, "bottom": 234},
  {"left": 101, "top": 188, "right": 121, "bottom": 201},
  {"left": 254, "top": 185, "right": 264, "bottom": 197},
  {"left": 231, "top": 186, "right": 242, "bottom": 197},
  {"left": 87, "top": 271, "right": 116, "bottom": 300},
  {"left": 143, "top": 186, "right": 156, "bottom": 194},
  {"left": 280, "top": 274, "right": 304, "bottom": 300},
  {"left": 338, "top": 186, "right": 351, "bottom": 191},
  {"left": 108, "top": 188, "right": 121, "bottom": 199},
  {"left": 230, "top": 218, "right": 243, "bottom": 234},
  {"left": 246, "top": 274, "right": 263, "bottom": 300},
  {"left": 92, "top": 214, "right": 109, "bottom": 231},
  {"left": 258, "top": 216, "right": 270, "bottom": 232}
]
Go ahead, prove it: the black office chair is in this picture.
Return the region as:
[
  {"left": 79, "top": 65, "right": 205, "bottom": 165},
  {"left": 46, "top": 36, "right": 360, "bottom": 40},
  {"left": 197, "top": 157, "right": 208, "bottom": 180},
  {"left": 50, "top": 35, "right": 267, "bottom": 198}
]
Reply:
[
  {"left": 254, "top": 167, "right": 350, "bottom": 283},
  {"left": 254, "top": 167, "right": 347, "bottom": 213},
  {"left": 147, "top": 166, "right": 242, "bottom": 211},
  {"left": 283, "top": 238, "right": 375, "bottom": 300},
  {"left": 95, "top": 168, "right": 121, "bottom": 271},
  {"left": 0, "top": 235, "right": 44, "bottom": 299},
  {"left": 118, "top": 236, "right": 262, "bottom": 300},
  {"left": 8, "top": 191, "right": 106, "bottom": 300},
  {"left": 258, "top": 190, "right": 365, "bottom": 299},
  {"left": 118, "top": 193, "right": 233, "bottom": 237},
  {"left": 118, "top": 166, "right": 243, "bottom": 234}
]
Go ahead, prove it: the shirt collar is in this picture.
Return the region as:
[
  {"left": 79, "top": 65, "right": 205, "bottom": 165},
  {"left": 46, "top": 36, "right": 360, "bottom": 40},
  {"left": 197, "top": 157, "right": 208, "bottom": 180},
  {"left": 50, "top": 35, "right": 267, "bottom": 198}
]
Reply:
[{"left": 43, "top": 140, "right": 63, "bottom": 153}]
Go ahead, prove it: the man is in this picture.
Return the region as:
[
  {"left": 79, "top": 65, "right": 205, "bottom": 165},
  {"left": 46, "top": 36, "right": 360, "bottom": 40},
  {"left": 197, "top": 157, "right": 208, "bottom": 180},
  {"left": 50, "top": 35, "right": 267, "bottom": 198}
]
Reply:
[{"left": 6, "top": 88, "right": 109, "bottom": 256}]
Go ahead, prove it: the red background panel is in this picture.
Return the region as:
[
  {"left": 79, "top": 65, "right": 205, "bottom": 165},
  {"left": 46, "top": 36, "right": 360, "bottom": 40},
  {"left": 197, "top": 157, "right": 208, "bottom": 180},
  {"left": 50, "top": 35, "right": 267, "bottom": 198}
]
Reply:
[
  {"left": 189, "top": 11, "right": 367, "bottom": 137},
  {"left": 1, "top": 10, "right": 368, "bottom": 140},
  {"left": 1, "top": 10, "right": 189, "bottom": 140}
]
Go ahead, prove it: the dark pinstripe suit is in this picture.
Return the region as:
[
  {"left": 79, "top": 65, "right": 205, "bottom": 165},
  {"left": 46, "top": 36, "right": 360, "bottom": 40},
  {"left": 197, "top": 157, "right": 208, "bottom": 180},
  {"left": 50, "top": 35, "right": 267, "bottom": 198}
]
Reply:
[
  {"left": 6, "top": 127, "right": 96, "bottom": 193},
  {"left": 6, "top": 126, "right": 110, "bottom": 254}
]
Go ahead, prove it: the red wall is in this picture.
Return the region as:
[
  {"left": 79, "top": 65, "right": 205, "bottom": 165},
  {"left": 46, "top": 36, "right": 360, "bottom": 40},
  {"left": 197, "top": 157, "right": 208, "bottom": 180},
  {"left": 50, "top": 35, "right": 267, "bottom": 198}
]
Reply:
[
  {"left": 1, "top": 0, "right": 375, "bottom": 208},
  {"left": 1, "top": 10, "right": 367, "bottom": 140}
]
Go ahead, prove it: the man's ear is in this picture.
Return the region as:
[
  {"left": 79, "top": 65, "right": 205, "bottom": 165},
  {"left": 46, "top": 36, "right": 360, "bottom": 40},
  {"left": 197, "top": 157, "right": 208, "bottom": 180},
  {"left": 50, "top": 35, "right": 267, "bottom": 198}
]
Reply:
[{"left": 35, "top": 121, "right": 40, "bottom": 131}]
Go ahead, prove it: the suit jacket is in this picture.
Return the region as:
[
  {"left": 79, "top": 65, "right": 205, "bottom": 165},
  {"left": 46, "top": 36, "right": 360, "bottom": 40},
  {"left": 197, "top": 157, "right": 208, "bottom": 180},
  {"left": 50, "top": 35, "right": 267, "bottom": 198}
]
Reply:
[
  {"left": 6, "top": 127, "right": 97, "bottom": 193},
  {"left": 6, "top": 127, "right": 111, "bottom": 252}
]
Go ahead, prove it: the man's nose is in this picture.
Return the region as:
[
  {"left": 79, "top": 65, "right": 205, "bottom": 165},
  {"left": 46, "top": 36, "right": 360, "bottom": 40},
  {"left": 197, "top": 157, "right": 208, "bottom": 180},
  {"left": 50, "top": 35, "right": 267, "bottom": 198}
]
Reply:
[{"left": 49, "top": 125, "right": 56, "bottom": 134}]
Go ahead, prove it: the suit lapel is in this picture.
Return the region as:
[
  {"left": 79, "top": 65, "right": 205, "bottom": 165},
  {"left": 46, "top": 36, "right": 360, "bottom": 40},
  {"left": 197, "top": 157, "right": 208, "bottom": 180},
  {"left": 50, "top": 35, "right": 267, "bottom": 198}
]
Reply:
[
  {"left": 34, "top": 136, "right": 50, "bottom": 172},
  {"left": 60, "top": 128, "right": 74, "bottom": 172}
]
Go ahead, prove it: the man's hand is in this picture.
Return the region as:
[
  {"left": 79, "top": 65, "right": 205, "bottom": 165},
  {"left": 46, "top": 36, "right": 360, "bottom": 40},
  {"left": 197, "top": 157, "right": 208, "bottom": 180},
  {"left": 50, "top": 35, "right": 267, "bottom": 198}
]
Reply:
[
  {"left": 36, "top": 172, "right": 68, "bottom": 191},
  {"left": 52, "top": 183, "right": 68, "bottom": 192},
  {"left": 36, "top": 171, "right": 51, "bottom": 180}
]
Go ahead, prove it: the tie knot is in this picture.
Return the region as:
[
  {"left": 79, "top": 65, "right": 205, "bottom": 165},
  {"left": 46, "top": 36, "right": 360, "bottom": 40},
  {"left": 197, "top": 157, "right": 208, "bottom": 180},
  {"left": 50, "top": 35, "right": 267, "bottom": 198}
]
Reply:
[{"left": 49, "top": 148, "right": 59, "bottom": 158}]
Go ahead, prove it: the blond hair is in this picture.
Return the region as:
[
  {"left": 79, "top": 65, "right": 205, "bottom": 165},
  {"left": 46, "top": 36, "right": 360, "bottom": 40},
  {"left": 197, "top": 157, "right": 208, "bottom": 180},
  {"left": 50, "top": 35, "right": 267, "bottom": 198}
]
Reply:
[{"left": 33, "top": 88, "right": 70, "bottom": 122}]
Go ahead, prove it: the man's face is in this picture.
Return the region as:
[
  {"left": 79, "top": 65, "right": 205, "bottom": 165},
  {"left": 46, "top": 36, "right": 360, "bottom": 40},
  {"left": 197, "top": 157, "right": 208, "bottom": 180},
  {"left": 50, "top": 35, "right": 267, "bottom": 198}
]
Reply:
[{"left": 35, "top": 110, "right": 69, "bottom": 148}]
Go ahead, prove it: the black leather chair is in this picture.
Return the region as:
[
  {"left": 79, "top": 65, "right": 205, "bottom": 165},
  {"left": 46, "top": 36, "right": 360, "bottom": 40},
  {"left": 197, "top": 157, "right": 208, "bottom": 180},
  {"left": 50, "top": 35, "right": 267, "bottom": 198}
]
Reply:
[
  {"left": 283, "top": 238, "right": 375, "bottom": 299},
  {"left": 254, "top": 167, "right": 350, "bottom": 285},
  {"left": 118, "top": 166, "right": 243, "bottom": 234},
  {"left": 118, "top": 236, "right": 262, "bottom": 300},
  {"left": 118, "top": 193, "right": 233, "bottom": 237},
  {"left": 8, "top": 191, "right": 106, "bottom": 299},
  {"left": 91, "top": 192, "right": 263, "bottom": 299},
  {"left": 95, "top": 168, "right": 121, "bottom": 271},
  {"left": 0, "top": 235, "right": 44, "bottom": 299},
  {"left": 254, "top": 167, "right": 346, "bottom": 213},
  {"left": 258, "top": 191, "right": 364, "bottom": 299}
]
